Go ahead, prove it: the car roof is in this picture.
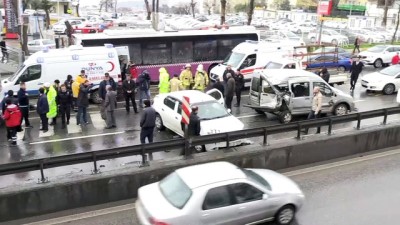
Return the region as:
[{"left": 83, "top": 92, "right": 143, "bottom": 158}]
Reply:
[
  {"left": 176, "top": 162, "right": 246, "bottom": 189},
  {"left": 166, "top": 90, "right": 217, "bottom": 104},
  {"left": 258, "top": 69, "right": 321, "bottom": 84}
]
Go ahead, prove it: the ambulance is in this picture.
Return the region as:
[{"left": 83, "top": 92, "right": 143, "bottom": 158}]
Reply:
[
  {"left": 209, "top": 40, "right": 307, "bottom": 87},
  {"left": 1, "top": 44, "right": 122, "bottom": 103}
]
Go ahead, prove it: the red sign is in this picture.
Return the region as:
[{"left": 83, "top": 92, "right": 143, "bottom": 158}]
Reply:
[
  {"left": 181, "top": 96, "right": 191, "bottom": 125},
  {"left": 317, "top": 0, "right": 333, "bottom": 16}
]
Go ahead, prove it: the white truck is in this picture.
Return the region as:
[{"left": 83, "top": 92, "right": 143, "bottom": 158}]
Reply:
[{"left": 1, "top": 44, "right": 123, "bottom": 103}]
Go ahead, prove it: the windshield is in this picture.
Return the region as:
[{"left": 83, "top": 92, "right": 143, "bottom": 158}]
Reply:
[
  {"left": 159, "top": 172, "right": 192, "bottom": 209},
  {"left": 8, "top": 65, "right": 25, "bottom": 81},
  {"left": 223, "top": 52, "right": 245, "bottom": 68},
  {"left": 368, "top": 45, "right": 386, "bottom": 53},
  {"left": 265, "top": 62, "right": 283, "bottom": 69},
  {"left": 241, "top": 168, "right": 272, "bottom": 191},
  {"left": 195, "top": 101, "right": 229, "bottom": 120},
  {"left": 380, "top": 66, "right": 400, "bottom": 76}
]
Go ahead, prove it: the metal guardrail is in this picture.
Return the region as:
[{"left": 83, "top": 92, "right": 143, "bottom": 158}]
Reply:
[{"left": 1, "top": 107, "right": 400, "bottom": 183}]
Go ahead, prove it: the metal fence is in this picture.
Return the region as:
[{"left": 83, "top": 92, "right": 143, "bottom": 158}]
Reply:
[{"left": 1, "top": 107, "right": 400, "bottom": 183}]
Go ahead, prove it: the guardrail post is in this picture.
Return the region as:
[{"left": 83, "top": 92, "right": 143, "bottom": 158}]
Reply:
[
  {"left": 37, "top": 160, "right": 49, "bottom": 184},
  {"left": 356, "top": 113, "right": 362, "bottom": 130},
  {"left": 328, "top": 118, "right": 333, "bottom": 135},
  {"left": 226, "top": 133, "right": 230, "bottom": 148},
  {"left": 263, "top": 128, "right": 268, "bottom": 146},
  {"left": 91, "top": 152, "right": 100, "bottom": 174},
  {"left": 139, "top": 145, "right": 149, "bottom": 167},
  {"left": 297, "top": 123, "right": 302, "bottom": 139},
  {"left": 185, "top": 138, "right": 193, "bottom": 159},
  {"left": 382, "top": 109, "right": 388, "bottom": 125}
]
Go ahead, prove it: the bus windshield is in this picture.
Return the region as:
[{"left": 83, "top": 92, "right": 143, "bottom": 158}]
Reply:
[{"left": 223, "top": 52, "right": 245, "bottom": 68}]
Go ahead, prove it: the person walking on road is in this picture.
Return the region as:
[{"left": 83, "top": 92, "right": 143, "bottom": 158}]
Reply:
[
  {"left": 44, "top": 82, "right": 58, "bottom": 126},
  {"left": 76, "top": 80, "right": 92, "bottom": 125},
  {"left": 225, "top": 73, "right": 235, "bottom": 110},
  {"left": 2, "top": 99, "right": 22, "bottom": 145},
  {"left": 234, "top": 69, "right": 244, "bottom": 107},
  {"left": 318, "top": 67, "right": 330, "bottom": 84},
  {"left": 392, "top": 52, "right": 400, "bottom": 65},
  {"left": 193, "top": 64, "right": 209, "bottom": 92},
  {"left": 188, "top": 106, "right": 206, "bottom": 153},
  {"left": 99, "top": 73, "right": 117, "bottom": 101},
  {"left": 350, "top": 56, "right": 364, "bottom": 91},
  {"left": 212, "top": 78, "right": 225, "bottom": 97},
  {"left": 223, "top": 65, "right": 235, "bottom": 84},
  {"left": 305, "top": 87, "right": 323, "bottom": 134},
  {"left": 170, "top": 74, "right": 181, "bottom": 92},
  {"left": 37, "top": 88, "right": 49, "bottom": 132},
  {"left": 57, "top": 84, "right": 72, "bottom": 129},
  {"left": 158, "top": 67, "right": 170, "bottom": 94},
  {"left": 64, "top": 75, "right": 73, "bottom": 91},
  {"left": 137, "top": 70, "right": 151, "bottom": 108},
  {"left": 140, "top": 99, "right": 156, "bottom": 159},
  {"left": 180, "top": 64, "right": 193, "bottom": 90},
  {"left": 0, "top": 39, "right": 9, "bottom": 63},
  {"left": 104, "top": 85, "right": 117, "bottom": 129},
  {"left": 17, "top": 82, "right": 32, "bottom": 128},
  {"left": 353, "top": 36, "right": 361, "bottom": 54},
  {"left": 122, "top": 75, "right": 138, "bottom": 113}
]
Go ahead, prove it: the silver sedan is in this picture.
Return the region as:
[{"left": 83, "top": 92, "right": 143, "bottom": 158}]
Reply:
[{"left": 136, "top": 161, "right": 305, "bottom": 225}]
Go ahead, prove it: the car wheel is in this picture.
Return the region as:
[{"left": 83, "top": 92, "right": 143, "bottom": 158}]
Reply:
[
  {"left": 155, "top": 114, "right": 165, "bottom": 130},
  {"left": 383, "top": 84, "right": 395, "bottom": 95},
  {"left": 90, "top": 90, "right": 102, "bottom": 104},
  {"left": 278, "top": 111, "right": 292, "bottom": 124},
  {"left": 255, "top": 109, "right": 264, "bottom": 114},
  {"left": 275, "top": 205, "right": 295, "bottom": 225},
  {"left": 338, "top": 66, "right": 346, "bottom": 72},
  {"left": 310, "top": 37, "right": 316, "bottom": 43},
  {"left": 331, "top": 39, "right": 338, "bottom": 45},
  {"left": 333, "top": 103, "right": 349, "bottom": 116},
  {"left": 374, "top": 59, "right": 383, "bottom": 68}
]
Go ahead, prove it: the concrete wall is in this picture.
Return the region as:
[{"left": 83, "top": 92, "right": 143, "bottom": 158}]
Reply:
[{"left": 1, "top": 123, "right": 400, "bottom": 222}]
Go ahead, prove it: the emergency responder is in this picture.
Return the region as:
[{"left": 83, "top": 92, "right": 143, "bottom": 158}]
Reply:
[
  {"left": 158, "top": 67, "right": 170, "bottom": 93},
  {"left": 179, "top": 64, "right": 193, "bottom": 90},
  {"left": 193, "top": 64, "right": 209, "bottom": 92},
  {"left": 170, "top": 74, "right": 181, "bottom": 92},
  {"left": 43, "top": 82, "right": 58, "bottom": 126}
]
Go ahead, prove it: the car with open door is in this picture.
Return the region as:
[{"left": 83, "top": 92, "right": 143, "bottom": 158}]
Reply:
[
  {"left": 245, "top": 69, "right": 355, "bottom": 123},
  {"left": 152, "top": 89, "right": 244, "bottom": 150}
]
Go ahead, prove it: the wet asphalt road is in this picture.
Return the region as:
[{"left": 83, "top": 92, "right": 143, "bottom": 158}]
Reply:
[
  {"left": 6, "top": 147, "right": 400, "bottom": 225},
  {"left": 1, "top": 66, "right": 400, "bottom": 188}
]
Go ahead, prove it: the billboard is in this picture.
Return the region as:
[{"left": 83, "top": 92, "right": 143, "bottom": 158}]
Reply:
[
  {"left": 317, "top": 0, "right": 333, "bottom": 16},
  {"left": 3, "top": 0, "right": 19, "bottom": 39}
]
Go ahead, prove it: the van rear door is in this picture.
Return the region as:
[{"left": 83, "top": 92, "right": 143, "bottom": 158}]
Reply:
[{"left": 115, "top": 46, "right": 130, "bottom": 61}]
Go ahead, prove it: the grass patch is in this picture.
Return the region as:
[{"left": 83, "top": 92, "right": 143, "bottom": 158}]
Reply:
[{"left": 342, "top": 42, "right": 400, "bottom": 50}]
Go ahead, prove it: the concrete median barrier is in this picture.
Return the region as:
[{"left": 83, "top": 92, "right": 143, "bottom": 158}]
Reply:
[{"left": 2, "top": 123, "right": 400, "bottom": 222}]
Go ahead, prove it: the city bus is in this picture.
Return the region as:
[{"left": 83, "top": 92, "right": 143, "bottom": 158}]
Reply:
[{"left": 72, "top": 28, "right": 259, "bottom": 81}]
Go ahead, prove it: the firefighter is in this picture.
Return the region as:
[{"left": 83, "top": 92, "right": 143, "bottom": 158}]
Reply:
[{"left": 179, "top": 64, "right": 193, "bottom": 90}]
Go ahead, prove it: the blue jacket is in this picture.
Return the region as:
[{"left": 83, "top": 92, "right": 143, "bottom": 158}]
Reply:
[
  {"left": 137, "top": 73, "right": 150, "bottom": 91},
  {"left": 99, "top": 78, "right": 117, "bottom": 100},
  {"left": 36, "top": 94, "right": 49, "bottom": 115}
]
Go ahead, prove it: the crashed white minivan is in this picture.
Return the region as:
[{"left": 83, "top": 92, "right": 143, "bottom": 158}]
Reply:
[{"left": 245, "top": 69, "right": 355, "bottom": 123}]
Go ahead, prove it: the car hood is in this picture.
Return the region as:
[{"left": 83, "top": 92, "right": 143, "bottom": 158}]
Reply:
[
  {"left": 359, "top": 51, "right": 380, "bottom": 57},
  {"left": 362, "top": 72, "right": 393, "bottom": 82},
  {"left": 200, "top": 115, "right": 244, "bottom": 135},
  {"left": 138, "top": 183, "right": 181, "bottom": 219},
  {"left": 210, "top": 64, "right": 228, "bottom": 80},
  {"left": 249, "top": 169, "right": 303, "bottom": 195}
]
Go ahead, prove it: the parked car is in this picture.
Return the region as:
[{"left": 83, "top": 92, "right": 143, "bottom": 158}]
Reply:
[
  {"left": 289, "top": 23, "right": 315, "bottom": 34},
  {"left": 359, "top": 45, "right": 400, "bottom": 68},
  {"left": 136, "top": 161, "right": 305, "bottom": 225},
  {"left": 27, "top": 39, "right": 56, "bottom": 53},
  {"left": 361, "top": 64, "right": 400, "bottom": 95},
  {"left": 153, "top": 90, "right": 244, "bottom": 150},
  {"left": 307, "top": 29, "right": 349, "bottom": 45},
  {"left": 246, "top": 69, "right": 355, "bottom": 123},
  {"left": 52, "top": 18, "right": 87, "bottom": 34},
  {"left": 353, "top": 29, "right": 386, "bottom": 44},
  {"left": 336, "top": 29, "right": 359, "bottom": 45},
  {"left": 313, "top": 46, "right": 352, "bottom": 58},
  {"left": 306, "top": 54, "right": 352, "bottom": 72}
]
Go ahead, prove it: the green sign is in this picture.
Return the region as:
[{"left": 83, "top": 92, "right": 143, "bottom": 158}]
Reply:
[{"left": 337, "top": 4, "right": 366, "bottom": 11}]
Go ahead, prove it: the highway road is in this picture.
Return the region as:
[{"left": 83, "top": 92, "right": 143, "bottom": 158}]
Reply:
[
  {"left": 5, "top": 147, "right": 400, "bottom": 225},
  {"left": 1, "top": 65, "right": 400, "bottom": 188}
]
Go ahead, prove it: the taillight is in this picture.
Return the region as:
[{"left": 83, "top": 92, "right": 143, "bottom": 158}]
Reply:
[{"left": 149, "top": 217, "right": 170, "bottom": 225}]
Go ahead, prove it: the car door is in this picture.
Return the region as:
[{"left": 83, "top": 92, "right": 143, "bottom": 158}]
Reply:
[
  {"left": 160, "top": 96, "right": 178, "bottom": 130},
  {"left": 309, "top": 56, "right": 324, "bottom": 69},
  {"left": 384, "top": 47, "right": 395, "bottom": 63},
  {"left": 392, "top": 73, "right": 400, "bottom": 91},
  {"left": 288, "top": 80, "right": 312, "bottom": 114},
  {"left": 228, "top": 183, "right": 274, "bottom": 224},
  {"left": 206, "top": 88, "right": 224, "bottom": 106},
  {"left": 260, "top": 78, "right": 279, "bottom": 110},
  {"left": 313, "top": 82, "right": 333, "bottom": 113},
  {"left": 200, "top": 185, "right": 241, "bottom": 225},
  {"left": 321, "top": 30, "right": 330, "bottom": 43}
]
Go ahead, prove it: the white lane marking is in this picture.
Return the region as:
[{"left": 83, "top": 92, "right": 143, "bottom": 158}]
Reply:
[
  {"left": 90, "top": 113, "right": 106, "bottom": 130},
  {"left": 38, "top": 127, "right": 54, "bottom": 138},
  {"left": 30, "top": 131, "right": 125, "bottom": 145},
  {"left": 67, "top": 123, "right": 82, "bottom": 134},
  {"left": 237, "top": 114, "right": 260, "bottom": 119},
  {"left": 23, "top": 204, "right": 136, "bottom": 225}
]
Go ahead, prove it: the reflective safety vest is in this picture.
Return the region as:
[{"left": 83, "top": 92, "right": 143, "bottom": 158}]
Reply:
[
  {"left": 179, "top": 69, "right": 193, "bottom": 88},
  {"left": 193, "top": 71, "right": 208, "bottom": 91},
  {"left": 46, "top": 86, "right": 58, "bottom": 119},
  {"left": 159, "top": 68, "right": 170, "bottom": 93}
]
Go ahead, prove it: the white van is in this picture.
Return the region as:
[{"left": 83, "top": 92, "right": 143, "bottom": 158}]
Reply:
[
  {"left": 245, "top": 69, "right": 355, "bottom": 123},
  {"left": 1, "top": 44, "right": 122, "bottom": 103},
  {"left": 210, "top": 40, "right": 306, "bottom": 86}
]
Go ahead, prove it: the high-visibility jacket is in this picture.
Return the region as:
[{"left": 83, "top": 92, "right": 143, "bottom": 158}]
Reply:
[
  {"left": 75, "top": 75, "right": 87, "bottom": 85},
  {"left": 170, "top": 77, "right": 181, "bottom": 92},
  {"left": 72, "top": 81, "right": 80, "bottom": 98},
  {"left": 45, "top": 86, "right": 58, "bottom": 119},
  {"left": 179, "top": 69, "right": 193, "bottom": 89},
  {"left": 159, "top": 68, "right": 170, "bottom": 93},
  {"left": 193, "top": 71, "right": 208, "bottom": 91}
]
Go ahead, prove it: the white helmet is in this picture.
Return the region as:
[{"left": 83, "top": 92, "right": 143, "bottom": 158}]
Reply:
[
  {"left": 197, "top": 64, "right": 204, "bottom": 72},
  {"left": 43, "top": 82, "right": 51, "bottom": 88}
]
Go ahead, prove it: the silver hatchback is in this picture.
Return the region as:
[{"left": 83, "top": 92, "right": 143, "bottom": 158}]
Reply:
[{"left": 135, "top": 162, "right": 305, "bottom": 225}]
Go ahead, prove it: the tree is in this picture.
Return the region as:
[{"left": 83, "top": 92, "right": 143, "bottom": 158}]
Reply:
[
  {"left": 204, "top": 0, "right": 214, "bottom": 15},
  {"left": 392, "top": 4, "right": 400, "bottom": 44},
  {"left": 275, "top": 0, "right": 291, "bottom": 10},
  {"left": 41, "top": 0, "right": 52, "bottom": 30},
  {"left": 248, "top": 0, "right": 255, "bottom": 25},
  {"left": 144, "top": 0, "right": 151, "bottom": 20},
  {"left": 12, "top": 0, "right": 29, "bottom": 56},
  {"left": 76, "top": 0, "right": 80, "bottom": 17},
  {"left": 99, "top": 0, "right": 114, "bottom": 13},
  {"left": 382, "top": 0, "right": 389, "bottom": 27},
  {"left": 190, "top": 0, "right": 197, "bottom": 18},
  {"left": 220, "top": 0, "right": 227, "bottom": 25}
]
